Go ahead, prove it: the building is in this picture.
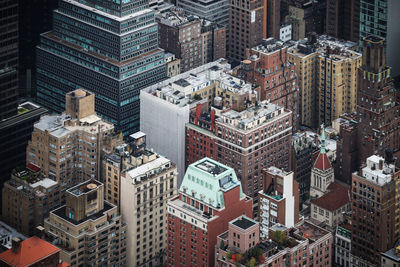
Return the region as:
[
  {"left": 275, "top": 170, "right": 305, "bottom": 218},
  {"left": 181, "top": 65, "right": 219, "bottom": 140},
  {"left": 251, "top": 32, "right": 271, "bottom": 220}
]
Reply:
[
  {"left": 356, "top": 36, "right": 400, "bottom": 166},
  {"left": 0, "top": 1, "right": 18, "bottom": 120},
  {"left": 258, "top": 167, "right": 300, "bottom": 239},
  {"left": 335, "top": 224, "right": 352, "bottom": 267},
  {"left": 285, "top": 5, "right": 305, "bottom": 41},
  {"left": 157, "top": 8, "right": 202, "bottom": 73},
  {"left": 291, "top": 132, "right": 316, "bottom": 207},
  {"left": 228, "top": 0, "right": 264, "bottom": 62},
  {"left": 287, "top": 35, "right": 361, "bottom": 127},
  {"left": 165, "top": 53, "right": 181, "bottom": 77},
  {"left": 186, "top": 101, "right": 293, "bottom": 207},
  {"left": 140, "top": 59, "right": 232, "bottom": 186},
  {"left": 326, "top": 0, "right": 360, "bottom": 42},
  {"left": 279, "top": 24, "right": 292, "bottom": 42},
  {"left": 26, "top": 89, "right": 117, "bottom": 192},
  {"left": 381, "top": 242, "right": 400, "bottom": 267},
  {"left": 176, "top": 0, "right": 229, "bottom": 28},
  {"left": 167, "top": 158, "right": 253, "bottom": 267},
  {"left": 0, "top": 234, "right": 68, "bottom": 267},
  {"left": 0, "top": 101, "right": 47, "bottom": 197},
  {"left": 18, "top": 0, "right": 58, "bottom": 97},
  {"left": 36, "top": 0, "right": 167, "bottom": 135},
  {"left": 44, "top": 180, "right": 127, "bottom": 266},
  {"left": 334, "top": 114, "right": 359, "bottom": 185},
  {"left": 351, "top": 155, "right": 399, "bottom": 266},
  {"left": 359, "top": 0, "right": 400, "bottom": 76},
  {"left": 216, "top": 220, "right": 333, "bottom": 267},
  {"left": 266, "top": 0, "right": 281, "bottom": 39},
  {"left": 0, "top": 221, "right": 27, "bottom": 253},
  {"left": 118, "top": 133, "right": 178, "bottom": 266},
  {"left": 239, "top": 38, "right": 299, "bottom": 130},
  {"left": 200, "top": 20, "right": 226, "bottom": 65},
  {"left": 2, "top": 164, "right": 60, "bottom": 236}
]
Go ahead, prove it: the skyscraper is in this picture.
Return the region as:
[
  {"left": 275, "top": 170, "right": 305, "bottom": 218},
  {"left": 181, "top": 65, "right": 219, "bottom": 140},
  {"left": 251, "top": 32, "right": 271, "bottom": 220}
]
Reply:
[
  {"left": 326, "top": 0, "right": 360, "bottom": 42},
  {"left": 36, "top": 0, "right": 167, "bottom": 135}
]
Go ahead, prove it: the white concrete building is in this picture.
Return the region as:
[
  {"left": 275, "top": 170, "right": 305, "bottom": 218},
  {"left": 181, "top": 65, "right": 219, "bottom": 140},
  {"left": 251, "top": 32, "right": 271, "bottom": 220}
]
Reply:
[{"left": 279, "top": 24, "right": 292, "bottom": 42}]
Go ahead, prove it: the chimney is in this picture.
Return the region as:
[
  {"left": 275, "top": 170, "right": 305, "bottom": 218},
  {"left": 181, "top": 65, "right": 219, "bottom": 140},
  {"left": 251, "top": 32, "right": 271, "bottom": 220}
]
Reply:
[
  {"left": 11, "top": 237, "right": 21, "bottom": 254},
  {"left": 36, "top": 226, "right": 45, "bottom": 239},
  {"left": 211, "top": 109, "right": 216, "bottom": 132},
  {"left": 378, "top": 159, "right": 383, "bottom": 170}
]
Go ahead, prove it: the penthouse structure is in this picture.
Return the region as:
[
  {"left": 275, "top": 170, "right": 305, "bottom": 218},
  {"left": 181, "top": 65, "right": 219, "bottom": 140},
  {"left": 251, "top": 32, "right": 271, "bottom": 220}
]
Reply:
[
  {"left": 287, "top": 35, "right": 361, "bottom": 127},
  {"left": 45, "top": 180, "right": 127, "bottom": 267},
  {"left": 216, "top": 220, "right": 333, "bottom": 267},
  {"left": 351, "top": 155, "right": 399, "bottom": 266},
  {"left": 239, "top": 38, "right": 299, "bottom": 130},
  {"left": 26, "top": 89, "right": 116, "bottom": 192},
  {"left": 186, "top": 101, "right": 292, "bottom": 207},
  {"left": 258, "top": 167, "right": 300, "bottom": 239},
  {"left": 167, "top": 158, "right": 253, "bottom": 267},
  {"left": 36, "top": 0, "right": 167, "bottom": 135},
  {"left": 2, "top": 164, "right": 60, "bottom": 236}
]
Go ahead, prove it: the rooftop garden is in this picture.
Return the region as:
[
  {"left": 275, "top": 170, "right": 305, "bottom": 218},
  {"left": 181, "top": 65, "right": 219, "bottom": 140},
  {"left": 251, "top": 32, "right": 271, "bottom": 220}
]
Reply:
[{"left": 226, "top": 247, "right": 266, "bottom": 267}]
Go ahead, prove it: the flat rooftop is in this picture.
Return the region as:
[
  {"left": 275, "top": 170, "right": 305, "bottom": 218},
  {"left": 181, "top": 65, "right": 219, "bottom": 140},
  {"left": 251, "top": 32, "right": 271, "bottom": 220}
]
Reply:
[
  {"left": 195, "top": 160, "right": 227, "bottom": 176},
  {"left": 294, "top": 221, "right": 329, "bottom": 242},
  {"left": 67, "top": 180, "right": 102, "bottom": 197},
  {"left": 52, "top": 202, "right": 113, "bottom": 226},
  {"left": 230, "top": 216, "right": 257, "bottom": 230}
]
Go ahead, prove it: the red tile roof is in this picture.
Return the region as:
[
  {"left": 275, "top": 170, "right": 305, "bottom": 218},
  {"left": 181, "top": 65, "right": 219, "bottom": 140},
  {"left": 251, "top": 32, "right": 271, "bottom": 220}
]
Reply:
[
  {"left": 313, "top": 152, "right": 331, "bottom": 171},
  {"left": 311, "top": 182, "right": 350, "bottom": 211},
  {"left": 0, "top": 237, "right": 60, "bottom": 267}
]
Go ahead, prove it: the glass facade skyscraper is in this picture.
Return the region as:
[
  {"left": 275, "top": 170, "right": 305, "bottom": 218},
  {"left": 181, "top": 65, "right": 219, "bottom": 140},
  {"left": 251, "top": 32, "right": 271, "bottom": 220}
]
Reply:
[{"left": 36, "top": 0, "right": 166, "bottom": 135}]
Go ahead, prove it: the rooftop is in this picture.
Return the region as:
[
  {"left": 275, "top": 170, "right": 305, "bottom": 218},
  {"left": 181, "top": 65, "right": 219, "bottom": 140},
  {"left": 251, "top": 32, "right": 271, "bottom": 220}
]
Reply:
[
  {"left": 52, "top": 202, "right": 113, "bottom": 226},
  {"left": 157, "top": 8, "right": 199, "bottom": 27},
  {"left": 0, "top": 236, "right": 60, "bottom": 267},
  {"left": 126, "top": 155, "right": 172, "bottom": 184},
  {"left": 360, "top": 155, "right": 396, "bottom": 185},
  {"left": 180, "top": 158, "right": 244, "bottom": 208},
  {"left": 67, "top": 180, "right": 102, "bottom": 197},
  {"left": 382, "top": 244, "right": 400, "bottom": 263},
  {"left": 311, "top": 182, "right": 350, "bottom": 211},
  {"left": 251, "top": 38, "right": 288, "bottom": 54},
  {"left": 230, "top": 216, "right": 257, "bottom": 230},
  {"left": 294, "top": 221, "right": 330, "bottom": 242},
  {"left": 0, "top": 221, "right": 27, "bottom": 250}
]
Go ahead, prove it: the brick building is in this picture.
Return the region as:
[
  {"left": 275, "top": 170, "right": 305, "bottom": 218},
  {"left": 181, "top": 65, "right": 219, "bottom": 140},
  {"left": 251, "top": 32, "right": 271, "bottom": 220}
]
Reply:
[
  {"left": 326, "top": 0, "right": 360, "bottom": 42},
  {"left": 185, "top": 101, "right": 293, "bottom": 208},
  {"left": 258, "top": 167, "right": 300, "bottom": 239},
  {"left": 239, "top": 38, "right": 299, "bottom": 130},
  {"left": 200, "top": 20, "right": 226, "bottom": 65},
  {"left": 228, "top": 0, "right": 264, "bottom": 62},
  {"left": 166, "top": 158, "right": 253, "bottom": 267},
  {"left": 2, "top": 164, "right": 60, "bottom": 236},
  {"left": 356, "top": 36, "right": 400, "bottom": 166},
  {"left": 351, "top": 155, "right": 399, "bottom": 266}
]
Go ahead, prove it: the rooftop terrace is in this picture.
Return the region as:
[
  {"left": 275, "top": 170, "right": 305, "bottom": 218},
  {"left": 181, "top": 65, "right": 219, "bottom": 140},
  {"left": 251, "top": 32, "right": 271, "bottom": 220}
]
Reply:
[
  {"left": 67, "top": 180, "right": 102, "bottom": 197},
  {"left": 230, "top": 216, "right": 257, "bottom": 230}
]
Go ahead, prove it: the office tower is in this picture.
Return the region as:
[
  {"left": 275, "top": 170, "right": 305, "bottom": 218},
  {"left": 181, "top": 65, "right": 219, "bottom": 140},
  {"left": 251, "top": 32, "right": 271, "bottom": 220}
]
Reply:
[
  {"left": 2, "top": 164, "right": 60, "bottom": 236},
  {"left": 118, "top": 133, "right": 178, "bottom": 266},
  {"left": 186, "top": 101, "right": 293, "bottom": 208},
  {"left": 36, "top": 0, "right": 166, "bottom": 135},
  {"left": 239, "top": 38, "right": 299, "bottom": 130},
  {"left": 291, "top": 132, "right": 315, "bottom": 207},
  {"left": 357, "top": 36, "right": 400, "bottom": 165},
  {"left": 258, "top": 167, "right": 300, "bottom": 239},
  {"left": 334, "top": 114, "right": 359, "bottom": 184},
  {"left": 0, "top": 102, "right": 47, "bottom": 196},
  {"left": 18, "top": 0, "right": 58, "bottom": 97},
  {"left": 0, "top": 1, "right": 18, "bottom": 120},
  {"left": 176, "top": 0, "right": 229, "bottom": 28},
  {"left": 228, "top": 0, "right": 264, "bottom": 62},
  {"left": 335, "top": 224, "right": 352, "bottom": 267},
  {"left": 140, "top": 59, "right": 232, "bottom": 186},
  {"left": 351, "top": 155, "right": 399, "bottom": 266},
  {"left": 360, "top": 0, "right": 400, "bottom": 76},
  {"left": 267, "top": 0, "right": 281, "bottom": 38},
  {"left": 167, "top": 158, "right": 253, "bottom": 267},
  {"left": 0, "top": 234, "right": 67, "bottom": 267},
  {"left": 326, "top": 0, "right": 360, "bottom": 42},
  {"left": 45, "top": 180, "right": 127, "bottom": 266},
  {"left": 288, "top": 35, "right": 361, "bottom": 127},
  {"left": 26, "top": 89, "right": 116, "bottom": 192}
]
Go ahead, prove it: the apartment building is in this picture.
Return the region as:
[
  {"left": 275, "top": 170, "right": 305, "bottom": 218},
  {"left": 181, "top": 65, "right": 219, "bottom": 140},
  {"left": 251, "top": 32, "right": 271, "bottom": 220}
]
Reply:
[
  {"left": 287, "top": 35, "right": 361, "bottom": 127},
  {"left": 45, "top": 180, "right": 127, "bottom": 267},
  {"left": 2, "top": 164, "right": 60, "bottom": 236},
  {"left": 228, "top": 0, "right": 264, "bottom": 62},
  {"left": 239, "top": 38, "right": 299, "bottom": 130},
  {"left": 117, "top": 133, "right": 178, "bottom": 266},
  {"left": 200, "top": 20, "right": 226, "bottom": 65},
  {"left": 186, "top": 101, "right": 293, "bottom": 208},
  {"left": 26, "top": 89, "right": 116, "bottom": 192},
  {"left": 167, "top": 158, "right": 253, "bottom": 267},
  {"left": 335, "top": 224, "right": 352, "bottom": 267},
  {"left": 326, "top": 0, "right": 360, "bottom": 42},
  {"left": 351, "top": 155, "right": 399, "bottom": 266},
  {"left": 258, "top": 167, "right": 300, "bottom": 239},
  {"left": 216, "top": 220, "right": 333, "bottom": 267}
]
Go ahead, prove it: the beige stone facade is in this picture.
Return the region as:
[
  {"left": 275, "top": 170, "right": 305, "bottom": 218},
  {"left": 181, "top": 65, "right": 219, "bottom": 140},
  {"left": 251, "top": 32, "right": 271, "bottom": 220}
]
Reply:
[{"left": 44, "top": 180, "right": 126, "bottom": 267}]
